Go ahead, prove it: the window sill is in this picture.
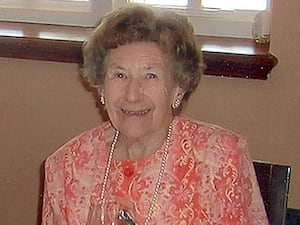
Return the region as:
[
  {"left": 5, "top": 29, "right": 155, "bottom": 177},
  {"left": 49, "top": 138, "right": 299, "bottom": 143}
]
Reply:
[{"left": 0, "top": 22, "right": 278, "bottom": 80}]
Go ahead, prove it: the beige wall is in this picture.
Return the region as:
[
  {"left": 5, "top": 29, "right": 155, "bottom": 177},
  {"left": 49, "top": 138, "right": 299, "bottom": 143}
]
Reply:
[
  {"left": 0, "top": 60, "right": 102, "bottom": 225},
  {"left": 0, "top": 0, "right": 299, "bottom": 224}
]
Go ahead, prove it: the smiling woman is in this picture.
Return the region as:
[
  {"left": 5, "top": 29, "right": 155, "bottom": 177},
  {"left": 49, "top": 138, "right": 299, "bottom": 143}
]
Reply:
[
  {"left": 103, "top": 42, "right": 182, "bottom": 149},
  {"left": 41, "top": 4, "right": 270, "bottom": 225}
]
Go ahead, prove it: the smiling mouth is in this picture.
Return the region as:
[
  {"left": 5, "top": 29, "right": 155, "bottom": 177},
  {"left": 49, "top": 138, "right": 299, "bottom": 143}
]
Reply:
[{"left": 121, "top": 108, "right": 151, "bottom": 116}]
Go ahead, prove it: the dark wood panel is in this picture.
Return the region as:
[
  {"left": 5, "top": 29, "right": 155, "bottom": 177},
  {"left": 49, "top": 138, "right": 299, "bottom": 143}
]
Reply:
[
  {"left": 203, "top": 51, "right": 278, "bottom": 80},
  {"left": 0, "top": 36, "right": 82, "bottom": 63},
  {"left": 0, "top": 22, "right": 278, "bottom": 79}
]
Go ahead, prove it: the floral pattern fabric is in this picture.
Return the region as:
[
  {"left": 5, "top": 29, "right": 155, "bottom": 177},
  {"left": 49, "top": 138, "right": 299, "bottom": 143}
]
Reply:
[{"left": 42, "top": 116, "right": 269, "bottom": 225}]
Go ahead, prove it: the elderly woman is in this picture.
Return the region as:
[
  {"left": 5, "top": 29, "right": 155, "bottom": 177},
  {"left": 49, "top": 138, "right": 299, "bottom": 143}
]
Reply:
[{"left": 42, "top": 4, "right": 269, "bottom": 225}]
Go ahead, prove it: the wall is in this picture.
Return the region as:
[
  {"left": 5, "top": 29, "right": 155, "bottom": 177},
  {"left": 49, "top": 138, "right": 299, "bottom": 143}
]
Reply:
[
  {"left": 0, "top": 1, "right": 299, "bottom": 224},
  {"left": 0, "top": 60, "right": 102, "bottom": 225}
]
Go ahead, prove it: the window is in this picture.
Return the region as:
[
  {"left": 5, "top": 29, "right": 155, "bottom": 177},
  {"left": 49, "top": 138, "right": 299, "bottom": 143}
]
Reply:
[
  {"left": 130, "top": 0, "right": 268, "bottom": 10},
  {"left": 201, "top": 0, "right": 267, "bottom": 10},
  {"left": 0, "top": 0, "right": 270, "bottom": 38},
  {"left": 128, "top": 0, "right": 270, "bottom": 38},
  {"left": 0, "top": 0, "right": 112, "bottom": 27}
]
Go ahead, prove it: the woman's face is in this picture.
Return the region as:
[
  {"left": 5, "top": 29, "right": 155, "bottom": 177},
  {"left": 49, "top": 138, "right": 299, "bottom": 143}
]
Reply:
[{"left": 103, "top": 42, "right": 182, "bottom": 140}]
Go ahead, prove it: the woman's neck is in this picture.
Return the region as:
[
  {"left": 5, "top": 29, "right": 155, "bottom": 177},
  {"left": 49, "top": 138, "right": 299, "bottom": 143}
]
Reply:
[
  {"left": 114, "top": 127, "right": 169, "bottom": 161},
  {"left": 104, "top": 120, "right": 172, "bottom": 161}
]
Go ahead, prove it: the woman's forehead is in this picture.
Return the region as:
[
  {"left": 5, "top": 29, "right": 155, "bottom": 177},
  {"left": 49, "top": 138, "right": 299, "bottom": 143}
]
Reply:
[{"left": 107, "top": 42, "right": 170, "bottom": 68}]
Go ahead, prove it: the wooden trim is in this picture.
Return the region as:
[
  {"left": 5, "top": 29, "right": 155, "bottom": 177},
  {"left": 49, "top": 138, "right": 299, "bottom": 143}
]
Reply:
[
  {"left": 203, "top": 51, "right": 278, "bottom": 80},
  {"left": 0, "top": 22, "right": 278, "bottom": 80},
  {"left": 0, "top": 36, "right": 82, "bottom": 63}
]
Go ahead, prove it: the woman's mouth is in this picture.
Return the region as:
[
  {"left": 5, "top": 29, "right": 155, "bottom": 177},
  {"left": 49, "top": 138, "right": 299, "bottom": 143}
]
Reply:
[{"left": 121, "top": 108, "right": 151, "bottom": 116}]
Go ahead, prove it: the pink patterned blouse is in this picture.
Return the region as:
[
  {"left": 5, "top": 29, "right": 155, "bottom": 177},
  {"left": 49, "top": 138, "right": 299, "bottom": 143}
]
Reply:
[{"left": 42, "top": 116, "right": 269, "bottom": 225}]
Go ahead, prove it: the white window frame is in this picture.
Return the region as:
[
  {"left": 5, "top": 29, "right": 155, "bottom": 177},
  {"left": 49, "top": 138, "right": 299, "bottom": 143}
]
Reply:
[
  {"left": 0, "top": 0, "right": 112, "bottom": 27},
  {"left": 0, "top": 0, "right": 271, "bottom": 38},
  {"left": 117, "top": 0, "right": 271, "bottom": 38}
]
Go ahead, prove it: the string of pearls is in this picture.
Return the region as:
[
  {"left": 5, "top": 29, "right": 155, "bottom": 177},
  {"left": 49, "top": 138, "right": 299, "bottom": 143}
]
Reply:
[
  {"left": 99, "top": 124, "right": 173, "bottom": 225},
  {"left": 99, "top": 129, "right": 119, "bottom": 224}
]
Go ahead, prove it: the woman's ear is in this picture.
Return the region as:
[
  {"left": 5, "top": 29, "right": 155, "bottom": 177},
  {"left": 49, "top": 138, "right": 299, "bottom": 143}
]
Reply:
[
  {"left": 175, "top": 87, "right": 185, "bottom": 101},
  {"left": 99, "top": 86, "right": 105, "bottom": 96},
  {"left": 99, "top": 87, "right": 105, "bottom": 105},
  {"left": 172, "top": 87, "right": 185, "bottom": 109}
]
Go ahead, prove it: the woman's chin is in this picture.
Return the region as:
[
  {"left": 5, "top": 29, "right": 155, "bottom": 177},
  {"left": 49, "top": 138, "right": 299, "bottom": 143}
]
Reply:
[
  {"left": 119, "top": 126, "right": 150, "bottom": 139},
  {"left": 116, "top": 115, "right": 153, "bottom": 134}
]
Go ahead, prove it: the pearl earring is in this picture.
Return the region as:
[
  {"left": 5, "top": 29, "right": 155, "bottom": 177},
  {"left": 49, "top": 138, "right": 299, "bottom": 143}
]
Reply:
[
  {"left": 100, "top": 95, "right": 105, "bottom": 105},
  {"left": 172, "top": 99, "right": 181, "bottom": 109}
]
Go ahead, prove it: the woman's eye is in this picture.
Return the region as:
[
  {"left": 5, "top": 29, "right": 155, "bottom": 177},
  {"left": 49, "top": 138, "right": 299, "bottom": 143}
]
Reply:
[
  {"left": 115, "top": 73, "right": 126, "bottom": 79},
  {"left": 147, "top": 73, "right": 158, "bottom": 79}
]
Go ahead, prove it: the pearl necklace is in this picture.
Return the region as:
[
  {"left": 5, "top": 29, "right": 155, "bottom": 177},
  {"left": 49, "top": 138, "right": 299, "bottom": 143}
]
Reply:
[{"left": 99, "top": 124, "right": 173, "bottom": 225}]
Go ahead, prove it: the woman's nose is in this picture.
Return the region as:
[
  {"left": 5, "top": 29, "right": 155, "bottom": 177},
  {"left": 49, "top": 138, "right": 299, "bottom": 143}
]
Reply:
[{"left": 125, "top": 78, "right": 143, "bottom": 102}]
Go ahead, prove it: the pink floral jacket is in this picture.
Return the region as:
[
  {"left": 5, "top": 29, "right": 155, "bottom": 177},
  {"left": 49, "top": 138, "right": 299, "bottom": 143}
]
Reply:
[{"left": 42, "top": 116, "right": 269, "bottom": 225}]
